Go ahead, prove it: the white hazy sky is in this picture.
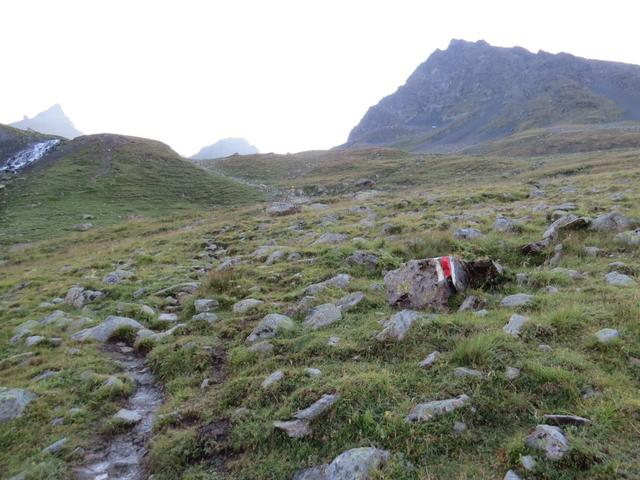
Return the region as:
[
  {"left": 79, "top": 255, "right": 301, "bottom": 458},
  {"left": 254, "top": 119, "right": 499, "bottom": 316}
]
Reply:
[{"left": 1, "top": 0, "right": 639, "bottom": 156}]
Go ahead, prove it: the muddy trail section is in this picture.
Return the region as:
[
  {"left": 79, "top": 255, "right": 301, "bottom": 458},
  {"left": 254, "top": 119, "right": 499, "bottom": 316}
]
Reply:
[{"left": 75, "top": 343, "right": 163, "bottom": 480}]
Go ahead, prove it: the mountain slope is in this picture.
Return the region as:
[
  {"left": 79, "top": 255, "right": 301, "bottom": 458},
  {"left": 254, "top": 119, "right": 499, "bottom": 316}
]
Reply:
[
  {"left": 345, "top": 39, "right": 640, "bottom": 153},
  {"left": 0, "top": 133, "right": 262, "bottom": 243},
  {"left": 191, "top": 137, "right": 259, "bottom": 160},
  {"left": 10, "top": 104, "right": 82, "bottom": 139},
  {"left": 0, "top": 124, "right": 60, "bottom": 170}
]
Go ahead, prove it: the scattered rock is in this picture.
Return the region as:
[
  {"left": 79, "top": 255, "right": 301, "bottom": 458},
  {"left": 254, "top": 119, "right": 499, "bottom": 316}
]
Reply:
[
  {"left": 504, "top": 470, "right": 522, "bottom": 480},
  {"left": 247, "top": 341, "right": 274, "bottom": 356},
  {"left": 345, "top": 251, "right": 379, "bottom": 271},
  {"left": 24, "top": 335, "right": 46, "bottom": 347},
  {"left": 102, "top": 269, "right": 134, "bottom": 285},
  {"left": 419, "top": 351, "right": 440, "bottom": 368},
  {"left": 615, "top": 228, "right": 640, "bottom": 246},
  {"left": 595, "top": 328, "right": 619, "bottom": 344},
  {"left": 458, "top": 295, "right": 486, "bottom": 312},
  {"left": 406, "top": 394, "right": 471, "bottom": 422},
  {"left": 191, "top": 312, "right": 218, "bottom": 324},
  {"left": 294, "top": 394, "right": 340, "bottom": 421},
  {"left": 305, "top": 368, "right": 322, "bottom": 377},
  {"left": 493, "top": 216, "right": 519, "bottom": 233},
  {"left": 590, "top": 212, "right": 630, "bottom": 233},
  {"left": 454, "top": 367, "right": 484, "bottom": 378},
  {"left": 247, "top": 313, "right": 294, "bottom": 343},
  {"left": 304, "top": 274, "right": 351, "bottom": 295},
  {"left": 261, "top": 370, "right": 284, "bottom": 389},
  {"left": 73, "top": 223, "right": 93, "bottom": 232},
  {"left": 312, "top": 232, "right": 348, "bottom": 245},
  {"left": 376, "top": 310, "right": 422, "bottom": 342},
  {"left": 327, "top": 336, "right": 340, "bottom": 347},
  {"left": 0, "top": 388, "right": 37, "bottom": 423},
  {"left": 293, "top": 447, "right": 390, "bottom": 480},
  {"left": 71, "top": 316, "right": 144, "bottom": 342},
  {"left": 454, "top": 227, "right": 483, "bottom": 240},
  {"left": 538, "top": 344, "right": 553, "bottom": 352},
  {"left": 543, "top": 414, "right": 591, "bottom": 426},
  {"left": 304, "top": 304, "right": 342, "bottom": 329},
  {"left": 266, "top": 202, "right": 301, "bottom": 216},
  {"left": 153, "top": 282, "right": 200, "bottom": 296},
  {"left": 158, "top": 312, "right": 178, "bottom": 323},
  {"left": 266, "top": 250, "right": 286, "bottom": 265},
  {"left": 194, "top": 299, "right": 218, "bottom": 313},
  {"left": 233, "top": 298, "right": 264, "bottom": 314},
  {"left": 335, "top": 292, "right": 365, "bottom": 312},
  {"left": 505, "top": 367, "right": 521, "bottom": 380},
  {"left": 273, "top": 419, "right": 311, "bottom": 438},
  {"left": 500, "top": 294, "right": 534, "bottom": 308},
  {"left": 584, "top": 246, "right": 601, "bottom": 257},
  {"left": 605, "top": 271, "right": 636, "bottom": 287},
  {"left": 453, "top": 421, "right": 467, "bottom": 433},
  {"left": 503, "top": 314, "right": 529, "bottom": 336},
  {"left": 520, "top": 455, "right": 537, "bottom": 471},
  {"left": 524, "top": 425, "right": 570, "bottom": 460},
  {"left": 113, "top": 408, "right": 142, "bottom": 424},
  {"left": 64, "top": 286, "right": 105, "bottom": 309},
  {"left": 43, "top": 438, "right": 67, "bottom": 454}
]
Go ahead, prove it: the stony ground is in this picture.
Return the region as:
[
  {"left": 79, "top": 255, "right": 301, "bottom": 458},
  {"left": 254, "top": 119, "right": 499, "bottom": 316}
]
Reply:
[{"left": 0, "top": 149, "right": 639, "bottom": 479}]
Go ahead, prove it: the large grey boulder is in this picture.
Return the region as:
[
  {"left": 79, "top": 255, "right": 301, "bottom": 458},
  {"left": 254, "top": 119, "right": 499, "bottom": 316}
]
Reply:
[
  {"left": 71, "top": 316, "right": 144, "bottom": 342},
  {"left": 503, "top": 314, "right": 529, "bottom": 336},
  {"left": 384, "top": 257, "right": 503, "bottom": 312},
  {"left": 266, "top": 202, "right": 300, "bottom": 216},
  {"left": 376, "top": 310, "right": 422, "bottom": 342},
  {"left": 233, "top": 298, "right": 264, "bottom": 314},
  {"left": 590, "top": 212, "right": 630, "bottom": 233},
  {"left": 64, "top": 286, "right": 105, "bottom": 309},
  {"left": 605, "top": 271, "right": 636, "bottom": 287},
  {"left": 304, "top": 304, "right": 342, "bottom": 330},
  {"left": 406, "top": 394, "right": 470, "bottom": 422},
  {"left": 293, "top": 447, "right": 390, "bottom": 480},
  {"left": 615, "top": 228, "right": 640, "bottom": 246},
  {"left": 246, "top": 314, "right": 294, "bottom": 343},
  {"left": 524, "top": 424, "right": 570, "bottom": 460},
  {"left": 0, "top": 388, "right": 37, "bottom": 423},
  {"left": 304, "top": 274, "right": 351, "bottom": 295}
]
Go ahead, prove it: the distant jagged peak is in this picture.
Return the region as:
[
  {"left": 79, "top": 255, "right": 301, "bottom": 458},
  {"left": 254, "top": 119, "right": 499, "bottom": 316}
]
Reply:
[
  {"left": 10, "top": 104, "right": 82, "bottom": 139},
  {"left": 191, "top": 137, "right": 259, "bottom": 160}
]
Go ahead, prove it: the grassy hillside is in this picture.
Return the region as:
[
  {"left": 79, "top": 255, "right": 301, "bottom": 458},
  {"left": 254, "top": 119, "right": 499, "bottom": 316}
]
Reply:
[
  {"left": 0, "top": 134, "right": 263, "bottom": 244},
  {"left": 1, "top": 146, "right": 638, "bottom": 479}
]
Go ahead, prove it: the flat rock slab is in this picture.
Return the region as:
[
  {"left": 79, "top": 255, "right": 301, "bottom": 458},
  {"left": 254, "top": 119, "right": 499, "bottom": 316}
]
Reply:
[
  {"left": 194, "top": 299, "right": 218, "bottom": 313},
  {"left": 336, "top": 291, "right": 365, "bottom": 312},
  {"left": 273, "top": 419, "right": 311, "bottom": 438},
  {"left": 261, "top": 370, "right": 284, "bottom": 389},
  {"left": 605, "top": 271, "right": 636, "bottom": 287},
  {"left": 503, "top": 314, "right": 529, "bottom": 336},
  {"left": 113, "top": 408, "right": 142, "bottom": 424},
  {"left": 377, "top": 310, "right": 422, "bottom": 342},
  {"left": 406, "top": 394, "right": 470, "bottom": 422},
  {"left": 71, "top": 316, "right": 144, "bottom": 343},
  {"left": 233, "top": 298, "right": 264, "bottom": 314},
  {"left": 293, "top": 447, "right": 391, "bottom": 480},
  {"left": 595, "top": 328, "right": 619, "bottom": 344},
  {"left": 304, "top": 304, "right": 342, "bottom": 330},
  {"left": 305, "top": 274, "right": 352, "bottom": 295}
]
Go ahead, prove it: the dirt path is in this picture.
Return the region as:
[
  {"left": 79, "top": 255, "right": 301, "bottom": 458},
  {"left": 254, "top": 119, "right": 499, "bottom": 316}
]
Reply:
[{"left": 75, "top": 344, "right": 163, "bottom": 480}]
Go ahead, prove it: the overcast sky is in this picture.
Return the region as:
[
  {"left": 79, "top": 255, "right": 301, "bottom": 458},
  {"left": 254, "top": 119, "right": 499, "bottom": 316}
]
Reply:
[{"left": 1, "top": 0, "right": 639, "bottom": 155}]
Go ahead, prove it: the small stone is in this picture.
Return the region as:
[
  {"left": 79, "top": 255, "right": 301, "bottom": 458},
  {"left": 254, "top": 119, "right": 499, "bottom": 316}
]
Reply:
[
  {"left": 584, "top": 246, "right": 601, "bottom": 257},
  {"left": 24, "top": 335, "right": 46, "bottom": 347},
  {"left": 503, "top": 314, "right": 529, "bottom": 336},
  {"left": 543, "top": 414, "right": 591, "bottom": 426},
  {"left": 520, "top": 455, "right": 537, "bottom": 471},
  {"left": 191, "top": 312, "right": 218, "bottom": 324},
  {"left": 327, "top": 336, "right": 341, "bottom": 347},
  {"left": 304, "top": 304, "right": 342, "bottom": 330},
  {"left": 43, "top": 438, "right": 67, "bottom": 454},
  {"left": 453, "top": 421, "right": 467, "bottom": 433},
  {"left": 345, "top": 251, "right": 379, "bottom": 271},
  {"left": 247, "top": 313, "right": 294, "bottom": 343},
  {"left": 406, "top": 394, "right": 471, "bottom": 422},
  {"left": 200, "top": 378, "right": 210, "bottom": 389},
  {"left": 312, "top": 232, "right": 348, "bottom": 245},
  {"left": 335, "top": 292, "right": 365, "bottom": 312},
  {"left": 324, "top": 447, "right": 390, "bottom": 479},
  {"left": 273, "top": 419, "right": 311, "bottom": 438},
  {"left": 158, "top": 313, "right": 178, "bottom": 323},
  {"left": 419, "top": 351, "right": 440, "bottom": 368},
  {"left": 261, "top": 370, "right": 284, "bottom": 388},
  {"left": 458, "top": 295, "right": 486, "bottom": 312},
  {"left": 504, "top": 470, "right": 522, "bottom": 480},
  {"left": 0, "top": 388, "right": 37, "bottom": 422},
  {"left": 294, "top": 394, "right": 339, "bottom": 421},
  {"left": 605, "top": 271, "right": 636, "bottom": 287},
  {"left": 304, "top": 274, "right": 351, "bottom": 295},
  {"left": 505, "top": 367, "right": 521, "bottom": 380},
  {"left": 500, "top": 294, "right": 534, "bottom": 308},
  {"left": 376, "top": 310, "right": 422, "bottom": 342},
  {"left": 454, "top": 367, "right": 484, "bottom": 378},
  {"left": 305, "top": 368, "right": 322, "bottom": 377},
  {"left": 247, "top": 341, "right": 275, "bottom": 356},
  {"left": 233, "top": 298, "right": 264, "bottom": 314},
  {"left": 595, "top": 328, "right": 619, "bottom": 344},
  {"left": 524, "top": 424, "right": 570, "bottom": 460},
  {"left": 454, "top": 228, "right": 483, "bottom": 240},
  {"left": 266, "top": 202, "right": 300, "bottom": 216},
  {"left": 194, "top": 299, "right": 218, "bottom": 313},
  {"left": 474, "top": 309, "right": 488, "bottom": 317},
  {"left": 538, "top": 344, "right": 552, "bottom": 352},
  {"left": 113, "top": 408, "right": 142, "bottom": 424}
]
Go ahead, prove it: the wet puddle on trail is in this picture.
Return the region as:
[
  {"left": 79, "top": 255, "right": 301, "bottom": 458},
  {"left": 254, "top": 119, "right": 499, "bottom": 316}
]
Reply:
[{"left": 76, "top": 345, "right": 163, "bottom": 480}]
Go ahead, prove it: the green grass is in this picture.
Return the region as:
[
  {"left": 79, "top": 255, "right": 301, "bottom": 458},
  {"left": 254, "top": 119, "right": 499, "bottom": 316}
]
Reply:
[{"left": 0, "top": 146, "right": 639, "bottom": 479}]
